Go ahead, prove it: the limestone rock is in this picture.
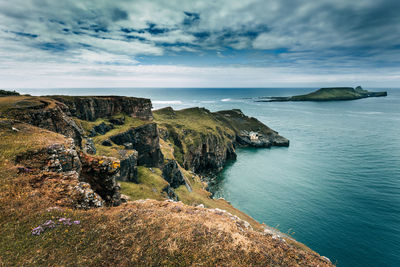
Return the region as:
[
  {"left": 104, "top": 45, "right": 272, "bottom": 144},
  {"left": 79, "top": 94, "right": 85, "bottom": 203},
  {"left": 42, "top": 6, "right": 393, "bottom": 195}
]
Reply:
[
  {"left": 51, "top": 96, "right": 153, "bottom": 121},
  {"left": 73, "top": 181, "right": 104, "bottom": 209},
  {"left": 119, "top": 150, "right": 138, "bottom": 183},
  {"left": 162, "top": 160, "right": 190, "bottom": 190},
  {"left": 79, "top": 153, "right": 122, "bottom": 206},
  {"left": 16, "top": 139, "right": 82, "bottom": 174},
  {"left": 89, "top": 122, "right": 114, "bottom": 137},
  {"left": 83, "top": 138, "right": 96, "bottom": 154},
  {"left": 109, "top": 123, "right": 164, "bottom": 167}
]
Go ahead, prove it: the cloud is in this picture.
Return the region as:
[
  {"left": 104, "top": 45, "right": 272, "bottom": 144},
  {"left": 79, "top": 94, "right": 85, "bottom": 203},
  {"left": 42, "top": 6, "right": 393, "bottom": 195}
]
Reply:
[{"left": 0, "top": 0, "right": 399, "bottom": 87}]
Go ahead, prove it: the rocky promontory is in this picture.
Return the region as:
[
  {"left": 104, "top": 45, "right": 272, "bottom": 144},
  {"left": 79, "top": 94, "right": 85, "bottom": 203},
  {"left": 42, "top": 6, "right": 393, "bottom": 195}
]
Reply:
[
  {"left": 257, "top": 86, "right": 387, "bottom": 102},
  {"left": 154, "top": 107, "right": 289, "bottom": 174}
]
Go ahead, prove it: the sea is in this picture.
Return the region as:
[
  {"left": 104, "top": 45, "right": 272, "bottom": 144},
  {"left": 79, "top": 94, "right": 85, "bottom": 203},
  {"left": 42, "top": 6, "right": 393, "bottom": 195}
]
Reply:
[{"left": 20, "top": 87, "right": 400, "bottom": 267}]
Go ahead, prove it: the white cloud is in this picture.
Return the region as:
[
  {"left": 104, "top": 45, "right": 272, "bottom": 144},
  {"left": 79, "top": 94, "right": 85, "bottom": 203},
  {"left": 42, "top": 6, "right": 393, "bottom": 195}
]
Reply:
[{"left": 253, "top": 33, "right": 295, "bottom": 50}]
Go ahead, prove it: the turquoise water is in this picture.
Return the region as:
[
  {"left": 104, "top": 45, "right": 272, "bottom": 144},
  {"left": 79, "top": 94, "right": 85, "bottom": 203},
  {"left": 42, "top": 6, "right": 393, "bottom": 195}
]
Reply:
[{"left": 22, "top": 88, "right": 400, "bottom": 266}]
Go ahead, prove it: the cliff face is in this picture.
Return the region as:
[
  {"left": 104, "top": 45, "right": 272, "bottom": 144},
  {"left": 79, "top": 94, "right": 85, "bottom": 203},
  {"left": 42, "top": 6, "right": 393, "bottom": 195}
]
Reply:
[
  {"left": 109, "top": 123, "right": 164, "bottom": 167},
  {"left": 51, "top": 96, "right": 153, "bottom": 121},
  {"left": 183, "top": 134, "right": 236, "bottom": 173},
  {"left": 154, "top": 107, "right": 288, "bottom": 174},
  {"left": 2, "top": 97, "right": 84, "bottom": 146}
]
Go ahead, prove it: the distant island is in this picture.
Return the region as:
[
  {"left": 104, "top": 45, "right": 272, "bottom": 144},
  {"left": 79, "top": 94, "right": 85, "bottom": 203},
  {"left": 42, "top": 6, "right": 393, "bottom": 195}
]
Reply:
[{"left": 256, "top": 86, "right": 387, "bottom": 102}]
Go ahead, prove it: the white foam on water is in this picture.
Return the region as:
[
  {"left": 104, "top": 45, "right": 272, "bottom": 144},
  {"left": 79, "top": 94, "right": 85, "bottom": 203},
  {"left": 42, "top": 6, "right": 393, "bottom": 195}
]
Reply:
[{"left": 152, "top": 100, "right": 183, "bottom": 105}]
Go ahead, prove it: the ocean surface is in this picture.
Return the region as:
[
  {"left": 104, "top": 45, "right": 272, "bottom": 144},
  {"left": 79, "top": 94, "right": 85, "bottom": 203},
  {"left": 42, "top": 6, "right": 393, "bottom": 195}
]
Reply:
[{"left": 21, "top": 87, "right": 400, "bottom": 267}]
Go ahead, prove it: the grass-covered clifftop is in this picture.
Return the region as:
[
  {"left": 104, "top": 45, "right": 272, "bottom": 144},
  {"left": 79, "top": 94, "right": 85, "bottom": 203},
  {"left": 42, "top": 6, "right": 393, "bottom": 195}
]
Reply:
[
  {"left": 257, "top": 86, "right": 387, "bottom": 102},
  {"left": 0, "top": 95, "right": 332, "bottom": 266}
]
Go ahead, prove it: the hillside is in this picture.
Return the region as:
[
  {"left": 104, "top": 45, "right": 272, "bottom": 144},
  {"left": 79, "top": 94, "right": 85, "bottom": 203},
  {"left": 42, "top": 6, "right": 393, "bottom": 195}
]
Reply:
[
  {"left": 0, "top": 93, "right": 332, "bottom": 266},
  {"left": 257, "top": 86, "right": 387, "bottom": 102}
]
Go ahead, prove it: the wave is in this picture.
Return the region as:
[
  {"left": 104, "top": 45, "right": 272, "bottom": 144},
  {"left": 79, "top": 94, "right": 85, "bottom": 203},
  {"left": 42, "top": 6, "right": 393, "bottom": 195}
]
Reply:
[
  {"left": 349, "top": 111, "right": 383, "bottom": 115},
  {"left": 152, "top": 100, "right": 183, "bottom": 105},
  {"left": 221, "top": 98, "right": 231, "bottom": 102}
]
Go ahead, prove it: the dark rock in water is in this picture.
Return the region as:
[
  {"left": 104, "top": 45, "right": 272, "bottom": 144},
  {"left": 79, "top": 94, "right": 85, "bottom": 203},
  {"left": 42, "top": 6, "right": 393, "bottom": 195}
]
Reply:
[
  {"left": 109, "top": 117, "right": 125, "bottom": 125},
  {"left": 84, "top": 138, "right": 96, "bottom": 154},
  {"left": 51, "top": 96, "right": 153, "bottom": 121},
  {"left": 236, "top": 131, "right": 271, "bottom": 148},
  {"left": 102, "top": 139, "right": 113, "bottom": 146},
  {"left": 162, "top": 185, "right": 179, "bottom": 201},
  {"left": 109, "top": 123, "right": 164, "bottom": 167},
  {"left": 119, "top": 150, "right": 138, "bottom": 183},
  {"left": 235, "top": 130, "right": 290, "bottom": 148},
  {"left": 89, "top": 122, "right": 114, "bottom": 137},
  {"left": 162, "top": 160, "right": 189, "bottom": 189}
]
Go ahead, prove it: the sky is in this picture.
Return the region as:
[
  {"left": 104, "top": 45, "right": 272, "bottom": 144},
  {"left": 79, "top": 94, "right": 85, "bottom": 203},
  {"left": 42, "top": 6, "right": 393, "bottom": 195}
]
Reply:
[{"left": 0, "top": 0, "right": 399, "bottom": 88}]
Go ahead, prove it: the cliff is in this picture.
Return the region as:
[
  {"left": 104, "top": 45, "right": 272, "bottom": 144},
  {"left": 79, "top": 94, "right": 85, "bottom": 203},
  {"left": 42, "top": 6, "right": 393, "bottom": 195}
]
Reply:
[
  {"left": 257, "top": 86, "right": 387, "bottom": 102},
  {"left": 0, "top": 94, "right": 332, "bottom": 266},
  {"left": 51, "top": 95, "right": 153, "bottom": 121},
  {"left": 154, "top": 107, "right": 289, "bottom": 173}
]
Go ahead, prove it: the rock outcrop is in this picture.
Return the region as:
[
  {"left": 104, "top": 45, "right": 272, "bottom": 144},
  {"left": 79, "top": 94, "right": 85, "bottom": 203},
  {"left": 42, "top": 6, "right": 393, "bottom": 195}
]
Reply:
[
  {"left": 89, "top": 122, "right": 114, "bottom": 137},
  {"left": 109, "top": 123, "right": 164, "bottom": 167},
  {"left": 51, "top": 96, "right": 153, "bottom": 121},
  {"left": 162, "top": 160, "right": 188, "bottom": 188},
  {"left": 119, "top": 150, "right": 139, "bottom": 183},
  {"left": 6, "top": 98, "right": 84, "bottom": 146},
  {"left": 79, "top": 153, "right": 122, "bottom": 206},
  {"left": 162, "top": 185, "right": 179, "bottom": 201},
  {"left": 14, "top": 137, "right": 122, "bottom": 207},
  {"left": 15, "top": 139, "right": 82, "bottom": 174}
]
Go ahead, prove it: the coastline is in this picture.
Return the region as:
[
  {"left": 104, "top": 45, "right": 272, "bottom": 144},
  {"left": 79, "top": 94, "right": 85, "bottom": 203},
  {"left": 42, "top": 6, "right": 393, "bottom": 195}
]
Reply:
[{"left": 0, "top": 92, "right": 332, "bottom": 266}]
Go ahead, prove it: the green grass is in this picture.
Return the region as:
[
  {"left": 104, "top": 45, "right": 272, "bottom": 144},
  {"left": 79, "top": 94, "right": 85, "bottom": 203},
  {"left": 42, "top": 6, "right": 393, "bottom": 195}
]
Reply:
[
  {"left": 74, "top": 114, "right": 150, "bottom": 158},
  {"left": 120, "top": 167, "right": 169, "bottom": 201}
]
